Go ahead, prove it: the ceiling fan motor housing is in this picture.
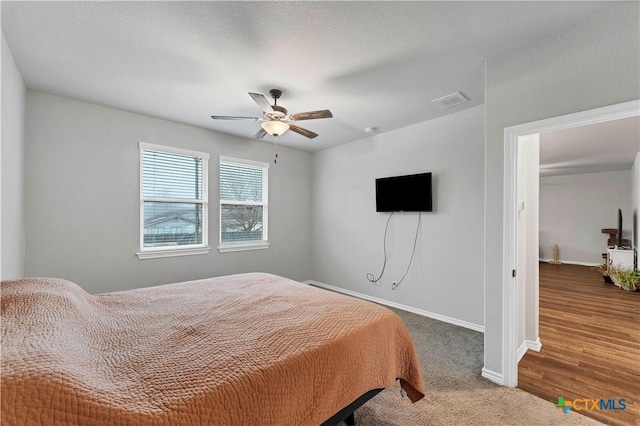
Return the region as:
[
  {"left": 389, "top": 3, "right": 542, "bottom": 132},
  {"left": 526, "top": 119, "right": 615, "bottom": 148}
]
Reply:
[
  {"left": 267, "top": 89, "right": 287, "bottom": 119},
  {"left": 268, "top": 105, "right": 288, "bottom": 119},
  {"left": 269, "top": 89, "right": 282, "bottom": 99}
]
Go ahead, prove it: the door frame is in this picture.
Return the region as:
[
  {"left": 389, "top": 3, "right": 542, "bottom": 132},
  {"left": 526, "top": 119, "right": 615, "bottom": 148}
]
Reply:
[{"left": 501, "top": 99, "right": 640, "bottom": 387}]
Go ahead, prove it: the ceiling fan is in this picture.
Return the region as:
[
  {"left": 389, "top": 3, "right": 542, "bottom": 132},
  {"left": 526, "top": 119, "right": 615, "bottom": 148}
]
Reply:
[{"left": 211, "top": 89, "right": 332, "bottom": 139}]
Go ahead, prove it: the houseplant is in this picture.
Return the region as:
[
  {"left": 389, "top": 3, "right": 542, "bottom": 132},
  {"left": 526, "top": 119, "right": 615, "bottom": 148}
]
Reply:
[{"left": 610, "top": 267, "right": 640, "bottom": 292}]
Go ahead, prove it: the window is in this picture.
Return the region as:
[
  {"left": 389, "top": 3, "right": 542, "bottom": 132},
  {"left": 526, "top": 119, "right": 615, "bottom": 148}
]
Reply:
[
  {"left": 219, "top": 156, "right": 270, "bottom": 252},
  {"left": 137, "top": 142, "right": 210, "bottom": 259}
]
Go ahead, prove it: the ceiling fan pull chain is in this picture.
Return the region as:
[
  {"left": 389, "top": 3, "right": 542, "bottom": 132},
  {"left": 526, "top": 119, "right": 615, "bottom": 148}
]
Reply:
[{"left": 274, "top": 136, "right": 279, "bottom": 164}]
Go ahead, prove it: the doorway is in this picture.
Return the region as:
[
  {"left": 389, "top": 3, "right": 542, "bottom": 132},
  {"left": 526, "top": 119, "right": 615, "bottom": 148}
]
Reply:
[{"left": 501, "top": 99, "right": 640, "bottom": 387}]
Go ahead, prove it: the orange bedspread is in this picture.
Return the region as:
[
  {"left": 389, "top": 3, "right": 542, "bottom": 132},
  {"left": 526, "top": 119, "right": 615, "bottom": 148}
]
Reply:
[{"left": 1, "top": 273, "right": 425, "bottom": 425}]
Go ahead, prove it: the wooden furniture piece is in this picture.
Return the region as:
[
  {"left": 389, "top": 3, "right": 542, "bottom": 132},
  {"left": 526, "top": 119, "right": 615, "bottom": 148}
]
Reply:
[{"left": 601, "top": 228, "right": 630, "bottom": 247}]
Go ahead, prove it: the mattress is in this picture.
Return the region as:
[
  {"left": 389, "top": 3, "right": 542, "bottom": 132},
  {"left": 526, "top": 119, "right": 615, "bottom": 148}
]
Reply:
[{"left": 1, "top": 273, "right": 425, "bottom": 425}]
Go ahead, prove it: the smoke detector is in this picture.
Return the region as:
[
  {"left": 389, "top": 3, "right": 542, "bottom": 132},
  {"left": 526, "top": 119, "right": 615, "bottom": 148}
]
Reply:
[{"left": 432, "top": 92, "right": 469, "bottom": 109}]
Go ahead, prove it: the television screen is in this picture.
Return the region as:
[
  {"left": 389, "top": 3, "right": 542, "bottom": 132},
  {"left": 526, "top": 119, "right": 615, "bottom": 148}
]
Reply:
[
  {"left": 618, "top": 208, "right": 623, "bottom": 247},
  {"left": 376, "top": 172, "right": 432, "bottom": 212}
]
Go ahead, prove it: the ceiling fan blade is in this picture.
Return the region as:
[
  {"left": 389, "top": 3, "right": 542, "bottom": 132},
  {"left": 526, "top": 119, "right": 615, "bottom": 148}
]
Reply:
[
  {"left": 289, "top": 110, "right": 333, "bottom": 121},
  {"left": 248, "top": 92, "right": 275, "bottom": 114},
  {"left": 254, "top": 128, "right": 268, "bottom": 139},
  {"left": 288, "top": 124, "right": 318, "bottom": 139},
  {"left": 211, "top": 115, "right": 261, "bottom": 121}
]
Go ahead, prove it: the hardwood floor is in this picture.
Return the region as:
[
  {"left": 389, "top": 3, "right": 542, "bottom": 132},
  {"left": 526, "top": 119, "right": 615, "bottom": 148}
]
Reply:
[{"left": 518, "top": 262, "right": 640, "bottom": 426}]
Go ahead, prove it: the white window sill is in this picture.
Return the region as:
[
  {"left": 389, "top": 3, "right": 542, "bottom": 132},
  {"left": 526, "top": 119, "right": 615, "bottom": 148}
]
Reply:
[
  {"left": 218, "top": 241, "right": 270, "bottom": 253},
  {"left": 136, "top": 247, "right": 211, "bottom": 260}
]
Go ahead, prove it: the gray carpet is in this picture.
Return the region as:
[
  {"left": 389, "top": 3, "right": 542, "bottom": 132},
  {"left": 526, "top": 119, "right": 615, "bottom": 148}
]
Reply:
[{"left": 341, "top": 308, "right": 602, "bottom": 425}]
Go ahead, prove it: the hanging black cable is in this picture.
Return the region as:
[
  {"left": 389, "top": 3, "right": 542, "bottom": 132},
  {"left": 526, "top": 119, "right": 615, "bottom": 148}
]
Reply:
[
  {"left": 366, "top": 212, "right": 394, "bottom": 285},
  {"left": 392, "top": 212, "right": 422, "bottom": 290}
]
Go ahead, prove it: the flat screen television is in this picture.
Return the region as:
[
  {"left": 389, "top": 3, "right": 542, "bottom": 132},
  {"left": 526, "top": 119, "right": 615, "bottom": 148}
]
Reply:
[
  {"left": 618, "top": 208, "right": 623, "bottom": 247},
  {"left": 376, "top": 172, "right": 432, "bottom": 212}
]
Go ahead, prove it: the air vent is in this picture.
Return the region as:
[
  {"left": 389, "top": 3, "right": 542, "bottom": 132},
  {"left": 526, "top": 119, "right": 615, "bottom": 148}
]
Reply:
[{"left": 432, "top": 92, "right": 469, "bottom": 109}]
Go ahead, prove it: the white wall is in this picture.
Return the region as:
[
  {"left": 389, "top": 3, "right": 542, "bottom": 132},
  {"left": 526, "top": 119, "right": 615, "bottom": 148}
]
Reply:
[
  {"left": 311, "top": 105, "right": 485, "bottom": 329},
  {"left": 539, "top": 170, "right": 632, "bottom": 265},
  {"left": 484, "top": 4, "right": 639, "bottom": 377},
  {"left": 1, "top": 33, "right": 26, "bottom": 280},
  {"left": 24, "top": 91, "right": 313, "bottom": 293},
  {"left": 516, "top": 134, "right": 540, "bottom": 354},
  {"left": 632, "top": 152, "right": 640, "bottom": 268}
]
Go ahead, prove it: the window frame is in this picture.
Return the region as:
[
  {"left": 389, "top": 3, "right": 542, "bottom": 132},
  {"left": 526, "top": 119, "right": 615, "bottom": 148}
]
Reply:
[
  {"left": 218, "top": 155, "right": 270, "bottom": 253},
  {"left": 137, "top": 142, "right": 210, "bottom": 259}
]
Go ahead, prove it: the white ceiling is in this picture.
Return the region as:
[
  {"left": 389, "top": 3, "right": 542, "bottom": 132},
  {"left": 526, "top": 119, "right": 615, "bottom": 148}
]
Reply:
[
  {"left": 540, "top": 116, "right": 640, "bottom": 176},
  {"left": 2, "top": 1, "right": 637, "bottom": 168}
]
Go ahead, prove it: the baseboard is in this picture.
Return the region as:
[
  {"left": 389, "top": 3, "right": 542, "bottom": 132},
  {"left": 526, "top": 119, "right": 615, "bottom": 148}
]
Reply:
[
  {"left": 517, "top": 342, "right": 528, "bottom": 363},
  {"left": 304, "top": 279, "right": 484, "bottom": 333},
  {"left": 539, "top": 258, "right": 600, "bottom": 267},
  {"left": 517, "top": 338, "right": 542, "bottom": 363},
  {"left": 528, "top": 337, "right": 542, "bottom": 352},
  {"left": 481, "top": 367, "right": 503, "bottom": 385}
]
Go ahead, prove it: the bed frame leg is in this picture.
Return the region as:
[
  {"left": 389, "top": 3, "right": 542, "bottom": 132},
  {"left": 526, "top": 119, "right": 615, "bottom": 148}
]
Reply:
[{"left": 345, "top": 412, "right": 355, "bottom": 425}]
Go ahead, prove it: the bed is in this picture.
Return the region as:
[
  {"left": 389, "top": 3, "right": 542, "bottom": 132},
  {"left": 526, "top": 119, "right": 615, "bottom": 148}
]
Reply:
[{"left": 1, "top": 273, "right": 425, "bottom": 425}]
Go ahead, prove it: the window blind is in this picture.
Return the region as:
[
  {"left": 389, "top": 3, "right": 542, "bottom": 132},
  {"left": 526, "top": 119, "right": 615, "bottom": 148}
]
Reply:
[
  {"left": 139, "top": 144, "right": 208, "bottom": 252},
  {"left": 219, "top": 161, "right": 262, "bottom": 202},
  {"left": 219, "top": 158, "right": 268, "bottom": 244},
  {"left": 143, "top": 150, "right": 203, "bottom": 199}
]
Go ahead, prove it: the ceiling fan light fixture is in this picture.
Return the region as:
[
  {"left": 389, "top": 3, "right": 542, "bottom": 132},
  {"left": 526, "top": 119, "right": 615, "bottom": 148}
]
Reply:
[
  {"left": 261, "top": 120, "right": 290, "bottom": 137},
  {"left": 212, "top": 90, "right": 331, "bottom": 139}
]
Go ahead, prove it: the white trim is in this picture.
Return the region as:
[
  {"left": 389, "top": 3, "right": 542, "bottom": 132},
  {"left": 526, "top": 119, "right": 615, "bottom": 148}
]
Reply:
[
  {"left": 220, "top": 155, "right": 270, "bottom": 169},
  {"left": 138, "top": 143, "right": 210, "bottom": 258},
  {"left": 539, "top": 258, "right": 600, "bottom": 267},
  {"left": 139, "top": 141, "right": 210, "bottom": 159},
  {"left": 218, "top": 156, "right": 269, "bottom": 247},
  {"left": 218, "top": 241, "right": 271, "bottom": 253},
  {"left": 502, "top": 126, "right": 519, "bottom": 387},
  {"left": 261, "top": 165, "right": 269, "bottom": 242},
  {"left": 143, "top": 196, "right": 207, "bottom": 204},
  {"left": 517, "top": 338, "right": 543, "bottom": 363},
  {"left": 502, "top": 100, "right": 640, "bottom": 388},
  {"left": 481, "top": 367, "right": 503, "bottom": 385},
  {"left": 528, "top": 338, "right": 542, "bottom": 352},
  {"left": 220, "top": 200, "right": 265, "bottom": 206},
  {"left": 304, "top": 280, "right": 484, "bottom": 333},
  {"left": 503, "top": 100, "right": 640, "bottom": 137},
  {"left": 136, "top": 247, "right": 210, "bottom": 259},
  {"left": 517, "top": 341, "right": 528, "bottom": 363}
]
